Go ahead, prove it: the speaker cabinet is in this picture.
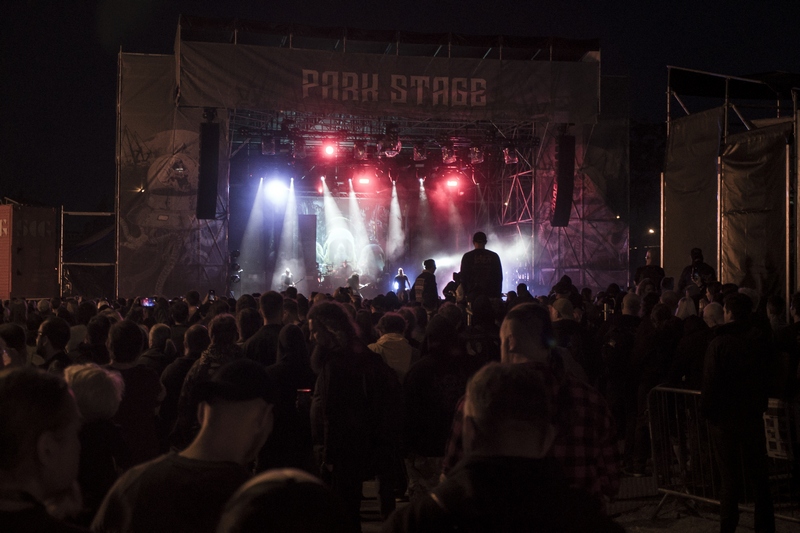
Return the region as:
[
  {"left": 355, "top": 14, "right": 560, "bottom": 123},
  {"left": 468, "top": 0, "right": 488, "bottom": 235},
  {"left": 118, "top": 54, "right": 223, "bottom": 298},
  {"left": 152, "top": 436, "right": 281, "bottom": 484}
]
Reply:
[
  {"left": 196, "top": 122, "right": 220, "bottom": 220},
  {"left": 551, "top": 135, "right": 576, "bottom": 227}
]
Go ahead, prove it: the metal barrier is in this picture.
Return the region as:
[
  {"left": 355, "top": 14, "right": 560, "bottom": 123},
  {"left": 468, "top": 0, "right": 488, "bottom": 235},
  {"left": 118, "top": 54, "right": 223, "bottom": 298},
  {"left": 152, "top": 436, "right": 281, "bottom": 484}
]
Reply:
[{"left": 647, "top": 386, "right": 800, "bottom": 522}]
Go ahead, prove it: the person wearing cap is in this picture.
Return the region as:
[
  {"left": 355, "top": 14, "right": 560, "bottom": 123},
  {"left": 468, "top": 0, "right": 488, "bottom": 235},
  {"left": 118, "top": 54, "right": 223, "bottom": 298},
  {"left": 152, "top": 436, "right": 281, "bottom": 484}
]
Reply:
[
  {"left": 91, "top": 359, "right": 276, "bottom": 533},
  {"left": 677, "top": 247, "right": 716, "bottom": 295},
  {"left": 459, "top": 231, "right": 503, "bottom": 303}
]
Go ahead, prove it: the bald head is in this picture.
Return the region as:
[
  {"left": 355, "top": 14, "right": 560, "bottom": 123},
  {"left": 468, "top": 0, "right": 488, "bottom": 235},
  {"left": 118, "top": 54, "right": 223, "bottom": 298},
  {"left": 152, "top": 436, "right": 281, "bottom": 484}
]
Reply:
[
  {"left": 500, "top": 303, "right": 553, "bottom": 364},
  {"left": 703, "top": 302, "right": 724, "bottom": 328}
]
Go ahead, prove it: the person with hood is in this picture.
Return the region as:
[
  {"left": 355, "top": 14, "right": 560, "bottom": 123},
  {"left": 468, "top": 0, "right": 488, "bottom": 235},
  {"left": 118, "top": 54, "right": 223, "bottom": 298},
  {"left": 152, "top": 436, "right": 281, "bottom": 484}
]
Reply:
[{"left": 260, "top": 324, "right": 316, "bottom": 471}]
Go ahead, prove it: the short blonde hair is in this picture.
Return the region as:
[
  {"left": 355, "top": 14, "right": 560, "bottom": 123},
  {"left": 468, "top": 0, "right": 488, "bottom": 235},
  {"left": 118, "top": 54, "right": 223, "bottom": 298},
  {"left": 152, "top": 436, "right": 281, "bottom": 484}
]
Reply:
[{"left": 63, "top": 364, "right": 125, "bottom": 421}]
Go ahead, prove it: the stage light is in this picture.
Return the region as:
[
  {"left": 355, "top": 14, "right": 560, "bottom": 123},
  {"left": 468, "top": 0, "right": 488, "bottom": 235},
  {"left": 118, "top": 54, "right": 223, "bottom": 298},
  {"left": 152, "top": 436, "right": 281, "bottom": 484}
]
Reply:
[
  {"left": 380, "top": 139, "right": 402, "bottom": 158},
  {"left": 469, "top": 145, "right": 484, "bottom": 164},
  {"left": 359, "top": 178, "right": 370, "bottom": 184},
  {"left": 265, "top": 180, "right": 288, "bottom": 202},
  {"left": 442, "top": 144, "right": 457, "bottom": 165},
  {"left": 381, "top": 123, "right": 401, "bottom": 157},
  {"left": 353, "top": 141, "right": 368, "bottom": 160},
  {"left": 323, "top": 143, "right": 336, "bottom": 156},
  {"left": 648, "top": 228, "right": 655, "bottom": 234},
  {"left": 503, "top": 145, "right": 518, "bottom": 165},
  {"left": 413, "top": 143, "right": 427, "bottom": 161},
  {"left": 446, "top": 179, "right": 459, "bottom": 187}
]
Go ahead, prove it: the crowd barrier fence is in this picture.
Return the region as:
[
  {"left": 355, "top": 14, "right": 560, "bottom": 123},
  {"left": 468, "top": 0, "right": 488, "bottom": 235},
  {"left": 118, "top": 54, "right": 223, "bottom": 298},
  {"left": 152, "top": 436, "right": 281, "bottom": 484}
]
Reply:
[{"left": 647, "top": 386, "right": 799, "bottom": 523}]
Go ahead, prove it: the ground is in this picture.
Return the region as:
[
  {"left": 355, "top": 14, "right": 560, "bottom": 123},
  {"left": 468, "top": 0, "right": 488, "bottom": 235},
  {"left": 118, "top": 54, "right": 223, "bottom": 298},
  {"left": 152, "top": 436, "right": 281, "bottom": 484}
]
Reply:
[{"left": 359, "top": 476, "right": 800, "bottom": 532}]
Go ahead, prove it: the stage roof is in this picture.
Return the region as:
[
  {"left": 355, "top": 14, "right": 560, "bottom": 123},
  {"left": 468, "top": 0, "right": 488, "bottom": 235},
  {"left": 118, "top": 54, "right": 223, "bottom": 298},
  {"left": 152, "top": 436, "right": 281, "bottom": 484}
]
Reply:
[
  {"left": 668, "top": 66, "right": 800, "bottom": 101},
  {"left": 177, "top": 15, "right": 601, "bottom": 62}
]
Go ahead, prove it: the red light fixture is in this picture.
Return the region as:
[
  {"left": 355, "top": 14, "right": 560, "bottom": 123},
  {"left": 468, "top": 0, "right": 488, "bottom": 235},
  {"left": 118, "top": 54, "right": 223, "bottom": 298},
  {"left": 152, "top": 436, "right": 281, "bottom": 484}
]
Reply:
[
  {"left": 359, "top": 178, "right": 370, "bottom": 184},
  {"left": 446, "top": 179, "right": 459, "bottom": 187}
]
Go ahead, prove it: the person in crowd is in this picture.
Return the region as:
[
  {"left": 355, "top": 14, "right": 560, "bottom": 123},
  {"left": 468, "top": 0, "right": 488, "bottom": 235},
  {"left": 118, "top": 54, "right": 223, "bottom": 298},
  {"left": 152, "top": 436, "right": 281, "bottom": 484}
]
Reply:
[
  {"left": 516, "top": 282, "right": 535, "bottom": 303},
  {"left": 216, "top": 468, "right": 351, "bottom": 533},
  {"left": 159, "top": 324, "right": 210, "bottom": 444},
  {"left": 243, "top": 291, "right": 284, "bottom": 367},
  {"left": 138, "top": 324, "right": 175, "bottom": 377},
  {"left": 67, "top": 301, "right": 98, "bottom": 353},
  {"left": 462, "top": 295, "right": 501, "bottom": 366},
  {"left": 260, "top": 324, "right": 316, "bottom": 471},
  {"left": 63, "top": 364, "right": 128, "bottom": 525},
  {"left": 369, "top": 312, "right": 418, "bottom": 384},
  {"left": 550, "top": 297, "right": 594, "bottom": 382},
  {"left": 410, "top": 259, "right": 439, "bottom": 312},
  {"left": 0, "top": 367, "right": 85, "bottom": 532},
  {"left": 678, "top": 247, "right": 716, "bottom": 295},
  {"left": 675, "top": 297, "right": 697, "bottom": 320},
  {"left": 702, "top": 292, "right": 775, "bottom": 533},
  {"left": 667, "top": 296, "right": 715, "bottom": 390},
  {"left": 356, "top": 309, "right": 377, "bottom": 345},
  {"left": 235, "top": 294, "right": 258, "bottom": 313},
  {"left": 0, "top": 324, "right": 27, "bottom": 368},
  {"left": 441, "top": 303, "right": 620, "bottom": 503},
  {"left": 599, "top": 292, "right": 641, "bottom": 441},
  {"left": 309, "top": 301, "right": 400, "bottom": 530},
  {"left": 404, "top": 315, "right": 475, "bottom": 502},
  {"left": 441, "top": 272, "right": 461, "bottom": 303},
  {"left": 169, "top": 299, "right": 191, "bottom": 356},
  {"left": 634, "top": 249, "right": 665, "bottom": 289},
  {"left": 773, "top": 292, "right": 800, "bottom": 403},
  {"left": 92, "top": 359, "right": 276, "bottom": 533},
  {"left": 384, "top": 363, "right": 624, "bottom": 533},
  {"left": 766, "top": 294, "right": 787, "bottom": 333},
  {"left": 173, "top": 314, "right": 242, "bottom": 450},
  {"left": 70, "top": 315, "right": 112, "bottom": 366},
  {"left": 37, "top": 299, "right": 54, "bottom": 319},
  {"left": 106, "top": 320, "right": 163, "bottom": 469},
  {"left": 625, "top": 303, "right": 681, "bottom": 476},
  {"left": 281, "top": 298, "right": 301, "bottom": 327},
  {"left": 37, "top": 317, "right": 73, "bottom": 374},
  {"left": 236, "top": 307, "right": 262, "bottom": 345},
  {"left": 459, "top": 231, "right": 503, "bottom": 303},
  {"left": 185, "top": 290, "right": 202, "bottom": 324}
]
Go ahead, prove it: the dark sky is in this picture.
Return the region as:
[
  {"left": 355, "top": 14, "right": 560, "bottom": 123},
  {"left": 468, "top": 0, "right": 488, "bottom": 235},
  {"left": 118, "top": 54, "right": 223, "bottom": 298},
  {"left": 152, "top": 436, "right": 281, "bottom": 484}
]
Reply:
[{"left": 3, "top": 0, "right": 800, "bottom": 211}]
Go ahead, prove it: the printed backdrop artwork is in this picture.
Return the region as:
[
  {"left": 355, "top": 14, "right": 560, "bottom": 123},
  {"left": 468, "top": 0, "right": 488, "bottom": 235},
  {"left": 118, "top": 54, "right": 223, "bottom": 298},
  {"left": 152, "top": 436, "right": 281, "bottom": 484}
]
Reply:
[{"left": 118, "top": 53, "right": 228, "bottom": 298}]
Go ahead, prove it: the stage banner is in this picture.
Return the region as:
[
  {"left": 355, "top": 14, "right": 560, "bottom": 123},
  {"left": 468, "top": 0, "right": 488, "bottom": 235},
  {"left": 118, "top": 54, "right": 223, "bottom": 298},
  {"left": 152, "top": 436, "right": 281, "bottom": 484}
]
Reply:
[
  {"left": 720, "top": 122, "right": 791, "bottom": 298},
  {"left": 662, "top": 107, "right": 724, "bottom": 281},
  {"left": 177, "top": 41, "right": 599, "bottom": 123},
  {"left": 118, "top": 53, "right": 228, "bottom": 298}
]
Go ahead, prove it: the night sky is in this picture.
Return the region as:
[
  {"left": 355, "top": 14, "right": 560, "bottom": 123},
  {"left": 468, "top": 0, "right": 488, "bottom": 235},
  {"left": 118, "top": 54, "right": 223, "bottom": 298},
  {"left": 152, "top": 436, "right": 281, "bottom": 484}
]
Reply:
[{"left": 2, "top": 0, "right": 799, "bottom": 212}]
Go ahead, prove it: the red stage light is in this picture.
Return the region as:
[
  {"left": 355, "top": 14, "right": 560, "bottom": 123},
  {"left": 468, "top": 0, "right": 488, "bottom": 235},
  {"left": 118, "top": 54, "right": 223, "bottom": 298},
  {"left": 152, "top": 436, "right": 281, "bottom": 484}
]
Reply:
[
  {"left": 446, "top": 179, "right": 459, "bottom": 187},
  {"left": 323, "top": 144, "right": 335, "bottom": 156},
  {"left": 358, "top": 178, "right": 370, "bottom": 184}
]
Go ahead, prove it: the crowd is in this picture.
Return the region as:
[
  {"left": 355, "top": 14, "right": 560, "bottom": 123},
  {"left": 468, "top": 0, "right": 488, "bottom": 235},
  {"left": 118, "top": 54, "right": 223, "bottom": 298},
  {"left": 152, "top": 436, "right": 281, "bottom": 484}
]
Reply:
[{"left": 0, "top": 241, "right": 797, "bottom": 533}]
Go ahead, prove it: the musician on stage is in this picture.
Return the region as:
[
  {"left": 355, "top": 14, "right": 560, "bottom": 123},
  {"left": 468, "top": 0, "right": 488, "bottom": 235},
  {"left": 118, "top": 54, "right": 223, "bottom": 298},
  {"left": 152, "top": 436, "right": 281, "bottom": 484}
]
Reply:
[
  {"left": 394, "top": 267, "right": 410, "bottom": 302},
  {"left": 347, "top": 273, "right": 362, "bottom": 298},
  {"left": 280, "top": 268, "right": 294, "bottom": 290}
]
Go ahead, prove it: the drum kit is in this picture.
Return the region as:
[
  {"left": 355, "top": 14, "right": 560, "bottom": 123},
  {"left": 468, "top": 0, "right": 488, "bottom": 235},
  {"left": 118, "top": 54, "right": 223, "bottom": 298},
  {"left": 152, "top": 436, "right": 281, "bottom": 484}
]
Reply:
[{"left": 316, "top": 262, "right": 372, "bottom": 293}]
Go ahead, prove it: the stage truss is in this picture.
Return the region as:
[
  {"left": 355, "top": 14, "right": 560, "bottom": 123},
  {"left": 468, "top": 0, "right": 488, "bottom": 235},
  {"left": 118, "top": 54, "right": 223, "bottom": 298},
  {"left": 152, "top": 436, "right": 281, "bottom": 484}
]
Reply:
[{"left": 228, "top": 110, "right": 628, "bottom": 292}]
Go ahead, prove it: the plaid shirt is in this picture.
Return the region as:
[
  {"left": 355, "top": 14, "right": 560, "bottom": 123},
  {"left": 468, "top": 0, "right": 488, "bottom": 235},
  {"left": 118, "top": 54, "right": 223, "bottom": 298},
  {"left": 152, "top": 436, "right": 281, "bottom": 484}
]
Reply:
[{"left": 441, "top": 360, "right": 621, "bottom": 500}]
